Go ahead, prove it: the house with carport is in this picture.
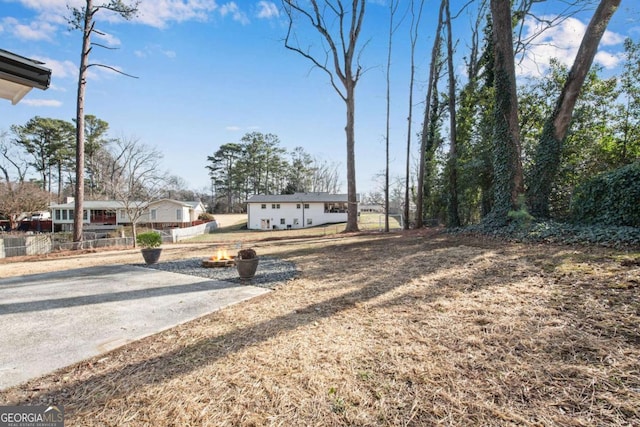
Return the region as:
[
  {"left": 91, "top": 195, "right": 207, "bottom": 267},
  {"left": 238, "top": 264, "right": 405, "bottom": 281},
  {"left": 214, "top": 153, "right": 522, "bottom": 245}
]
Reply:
[
  {"left": 50, "top": 198, "right": 206, "bottom": 232},
  {"left": 246, "top": 192, "right": 356, "bottom": 230}
]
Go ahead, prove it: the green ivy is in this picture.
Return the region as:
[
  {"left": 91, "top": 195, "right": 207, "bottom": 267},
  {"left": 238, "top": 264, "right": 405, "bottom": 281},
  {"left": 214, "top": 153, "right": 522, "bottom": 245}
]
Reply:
[
  {"left": 455, "top": 220, "right": 640, "bottom": 249},
  {"left": 571, "top": 162, "right": 640, "bottom": 227}
]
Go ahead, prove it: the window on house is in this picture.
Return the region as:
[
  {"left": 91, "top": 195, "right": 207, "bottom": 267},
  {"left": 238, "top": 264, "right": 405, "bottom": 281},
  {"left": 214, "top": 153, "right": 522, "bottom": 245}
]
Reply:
[
  {"left": 304, "top": 203, "right": 309, "bottom": 209},
  {"left": 55, "top": 210, "right": 61, "bottom": 220},
  {"left": 151, "top": 209, "right": 157, "bottom": 220},
  {"left": 296, "top": 204, "right": 301, "bottom": 209},
  {"left": 306, "top": 218, "right": 312, "bottom": 225},
  {"left": 280, "top": 218, "right": 285, "bottom": 225},
  {"left": 83, "top": 210, "right": 88, "bottom": 220},
  {"left": 261, "top": 204, "right": 266, "bottom": 209},
  {"left": 62, "top": 210, "right": 67, "bottom": 220},
  {"left": 176, "top": 209, "right": 183, "bottom": 221},
  {"left": 272, "top": 204, "right": 276, "bottom": 209},
  {"left": 293, "top": 218, "right": 299, "bottom": 225}
]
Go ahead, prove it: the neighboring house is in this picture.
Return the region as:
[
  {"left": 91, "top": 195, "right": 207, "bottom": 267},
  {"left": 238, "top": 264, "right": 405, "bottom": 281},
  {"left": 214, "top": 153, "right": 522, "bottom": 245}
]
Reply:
[
  {"left": 146, "top": 199, "right": 205, "bottom": 226},
  {"left": 246, "top": 192, "right": 355, "bottom": 230},
  {"left": 49, "top": 198, "right": 205, "bottom": 232}
]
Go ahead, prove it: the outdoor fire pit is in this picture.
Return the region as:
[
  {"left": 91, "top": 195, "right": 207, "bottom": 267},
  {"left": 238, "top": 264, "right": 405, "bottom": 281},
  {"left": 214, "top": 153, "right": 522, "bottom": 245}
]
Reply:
[{"left": 202, "top": 248, "right": 236, "bottom": 268}]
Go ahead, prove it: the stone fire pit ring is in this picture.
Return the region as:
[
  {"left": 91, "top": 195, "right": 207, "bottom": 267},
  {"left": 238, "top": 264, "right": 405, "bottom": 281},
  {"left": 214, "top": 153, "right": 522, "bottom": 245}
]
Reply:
[{"left": 202, "top": 256, "right": 236, "bottom": 268}]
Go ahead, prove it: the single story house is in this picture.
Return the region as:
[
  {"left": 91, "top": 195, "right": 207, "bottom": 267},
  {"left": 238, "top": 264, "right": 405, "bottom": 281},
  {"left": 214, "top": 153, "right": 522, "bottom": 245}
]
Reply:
[
  {"left": 49, "top": 198, "right": 205, "bottom": 232},
  {"left": 246, "top": 192, "right": 356, "bottom": 230}
]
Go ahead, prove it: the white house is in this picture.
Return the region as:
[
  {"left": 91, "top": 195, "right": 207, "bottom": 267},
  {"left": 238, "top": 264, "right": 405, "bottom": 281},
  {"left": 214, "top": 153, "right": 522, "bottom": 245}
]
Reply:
[
  {"left": 49, "top": 198, "right": 205, "bottom": 232},
  {"left": 246, "top": 192, "right": 354, "bottom": 230}
]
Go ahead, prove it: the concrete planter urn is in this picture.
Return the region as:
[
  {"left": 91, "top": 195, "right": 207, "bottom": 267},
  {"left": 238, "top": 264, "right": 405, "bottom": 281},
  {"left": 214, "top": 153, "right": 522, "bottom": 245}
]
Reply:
[
  {"left": 141, "top": 248, "right": 162, "bottom": 264},
  {"left": 236, "top": 248, "right": 259, "bottom": 279},
  {"left": 137, "top": 231, "right": 163, "bottom": 265}
]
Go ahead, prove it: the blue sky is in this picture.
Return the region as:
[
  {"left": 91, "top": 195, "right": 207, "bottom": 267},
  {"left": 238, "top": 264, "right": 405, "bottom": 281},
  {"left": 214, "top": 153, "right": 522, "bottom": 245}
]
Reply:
[{"left": 1, "top": 0, "right": 638, "bottom": 196}]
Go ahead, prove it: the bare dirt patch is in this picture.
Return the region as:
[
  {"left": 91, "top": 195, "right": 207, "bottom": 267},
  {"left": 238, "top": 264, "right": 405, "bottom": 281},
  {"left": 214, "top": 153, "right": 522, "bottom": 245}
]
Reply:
[{"left": 1, "top": 231, "right": 638, "bottom": 426}]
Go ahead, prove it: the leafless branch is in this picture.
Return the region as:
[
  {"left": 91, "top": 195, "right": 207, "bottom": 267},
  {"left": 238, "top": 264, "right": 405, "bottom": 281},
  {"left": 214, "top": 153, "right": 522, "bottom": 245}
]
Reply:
[{"left": 87, "top": 63, "right": 139, "bottom": 78}]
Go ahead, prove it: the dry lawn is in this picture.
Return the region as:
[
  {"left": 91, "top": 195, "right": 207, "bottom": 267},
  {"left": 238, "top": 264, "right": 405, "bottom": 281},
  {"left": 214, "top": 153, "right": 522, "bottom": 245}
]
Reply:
[{"left": 1, "top": 230, "right": 639, "bottom": 426}]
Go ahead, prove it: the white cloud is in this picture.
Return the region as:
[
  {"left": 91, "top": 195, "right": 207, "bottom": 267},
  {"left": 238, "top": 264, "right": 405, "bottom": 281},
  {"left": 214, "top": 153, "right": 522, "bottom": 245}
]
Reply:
[
  {"left": 516, "top": 15, "right": 625, "bottom": 77},
  {"left": 33, "top": 57, "right": 78, "bottom": 79},
  {"left": 225, "top": 126, "right": 241, "bottom": 131},
  {"left": 20, "top": 98, "right": 63, "bottom": 107},
  {"left": 256, "top": 1, "right": 279, "bottom": 19},
  {"left": 94, "top": 31, "right": 121, "bottom": 47},
  {"left": 133, "top": 45, "right": 176, "bottom": 59},
  {"left": 136, "top": 0, "right": 219, "bottom": 28},
  {"left": 220, "top": 2, "right": 249, "bottom": 25},
  {"left": 594, "top": 50, "right": 624, "bottom": 69},
  {"left": 2, "top": 16, "right": 56, "bottom": 41}
]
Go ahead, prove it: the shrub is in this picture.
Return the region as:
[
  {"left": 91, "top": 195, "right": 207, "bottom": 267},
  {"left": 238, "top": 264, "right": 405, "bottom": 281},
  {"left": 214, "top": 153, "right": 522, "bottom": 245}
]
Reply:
[
  {"left": 199, "top": 212, "right": 215, "bottom": 221},
  {"left": 136, "top": 231, "right": 162, "bottom": 248},
  {"left": 237, "top": 248, "right": 257, "bottom": 259},
  {"left": 571, "top": 162, "right": 640, "bottom": 227}
]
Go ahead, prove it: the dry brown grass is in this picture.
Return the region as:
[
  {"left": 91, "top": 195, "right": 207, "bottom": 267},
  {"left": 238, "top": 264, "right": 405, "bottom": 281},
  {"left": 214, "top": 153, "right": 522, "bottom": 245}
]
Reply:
[{"left": 1, "top": 230, "right": 639, "bottom": 426}]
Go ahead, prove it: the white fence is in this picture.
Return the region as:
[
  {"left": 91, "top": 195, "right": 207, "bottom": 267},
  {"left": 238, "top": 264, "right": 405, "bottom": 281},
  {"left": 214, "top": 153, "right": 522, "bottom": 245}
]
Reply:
[
  {"left": 168, "top": 221, "right": 217, "bottom": 243},
  {"left": 0, "top": 235, "right": 133, "bottom": 259}
]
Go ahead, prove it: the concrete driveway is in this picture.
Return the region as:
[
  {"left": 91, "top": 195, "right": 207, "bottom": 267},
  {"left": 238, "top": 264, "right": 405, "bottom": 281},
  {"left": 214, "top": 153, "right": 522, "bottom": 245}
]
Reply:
[{"left": 0, "top": 265, "right": 269, "bottom": 390}]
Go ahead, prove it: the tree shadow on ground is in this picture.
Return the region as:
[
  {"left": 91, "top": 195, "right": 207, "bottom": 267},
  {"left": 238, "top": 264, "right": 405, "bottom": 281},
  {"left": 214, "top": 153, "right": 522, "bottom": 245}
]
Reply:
[{"left": 4, "top": 231, "right": 629, "bottom": 422}]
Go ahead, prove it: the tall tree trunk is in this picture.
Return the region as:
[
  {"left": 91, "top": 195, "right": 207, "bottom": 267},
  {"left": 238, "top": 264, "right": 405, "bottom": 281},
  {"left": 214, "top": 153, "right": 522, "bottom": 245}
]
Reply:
[
  {"left": 73, "top": 0, "right": 91, "bottom": 245},
  {"left": 416, "top": 0, "right": 445, "bottom": 228},
  {"left": 404, "top": 0, "right": 424, "bottom": 230},
  {"left": 527, "top": 0, "right": 621, "bottom": 218},
  {"left": 486, "top": 0, "right": 524, "bottom": 226},
  {"left": 444, "top": 0, "right": 460, "bottom": 227},
  {"left": 283, "top": 0, "right": 365, "bottom": 233},
  {"left": 384, "top": 0, "right": 394, "bottom": 233},
  {"left": 345, "top": 84, "right": 358, "bottom": 232}
]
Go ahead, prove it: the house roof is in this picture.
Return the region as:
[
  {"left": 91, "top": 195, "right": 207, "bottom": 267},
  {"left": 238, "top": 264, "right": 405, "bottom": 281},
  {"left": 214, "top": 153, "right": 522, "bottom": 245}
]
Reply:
[
  {"left": 149, "top": 199, "right": 204, "bottom": 210},
  {"left": 50, "top": 200, "right": 126, "bottom": 210},
  {"left": 247, "top": 192, "right": 352, "bottom": 203},
  {"left": 0, "top": 48, "right": 51, "bottom": 105},
  {"left": 49, "top": 199, "right": 204, "bottom": 210}
]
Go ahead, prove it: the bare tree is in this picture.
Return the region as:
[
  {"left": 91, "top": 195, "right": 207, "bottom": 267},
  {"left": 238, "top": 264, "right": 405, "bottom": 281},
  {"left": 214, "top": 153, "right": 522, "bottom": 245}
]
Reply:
[
  {"left": 0, "top": 182, "right": 50, "bottom": 230},
  {"left": 0, "top": 132, "right": 47, "bottom": 229},
  {"left": 384, "top": 0, "right": 406, "bottom": 232},
  {"left": 0, "top": 131, "right": 30, "bottom": 185},
  {"left": 403, "top": 0, "right": 424, "bottom": 230},
  {"left": 527, "top": 0, "right": 622, "bottom": 217},
  {"left": 282, "top": 0, "right": 366, "bottom": 232},
  {"left": 104, "top": 137, "right": 166, "bottom": 246},
  {"left": 310, "top": 158, "right": 342, "bottom": 193},
  {"left": 69, "top": 0, "right": 138, "bottom": 246}
]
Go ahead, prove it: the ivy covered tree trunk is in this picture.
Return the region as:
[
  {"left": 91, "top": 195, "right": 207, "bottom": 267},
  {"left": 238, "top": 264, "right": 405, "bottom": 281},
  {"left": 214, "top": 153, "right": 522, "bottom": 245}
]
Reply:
[
  {"left": 444, "top": 0, "right": 460, "bottom": 227},
  {"left": 527, "top": 0, "right": 621, "bottom": 218},
  {"left": 486, "top": 0, "right": 523, "bottom": 227},
  {"left": 416, "top": 0, "right": 444, "bottom": 228}
]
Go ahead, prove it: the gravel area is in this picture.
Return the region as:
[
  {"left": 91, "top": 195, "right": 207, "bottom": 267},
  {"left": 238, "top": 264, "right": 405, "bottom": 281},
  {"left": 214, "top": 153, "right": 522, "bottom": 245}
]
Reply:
[{"left": 140, "top": 256, "right": 298, "bottom": 289}]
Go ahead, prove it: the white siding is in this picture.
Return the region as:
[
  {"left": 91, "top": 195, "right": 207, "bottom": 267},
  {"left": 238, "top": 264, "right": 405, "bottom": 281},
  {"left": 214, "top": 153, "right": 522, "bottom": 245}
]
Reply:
[
  {"left": 247, "top": 202, "right": 347, "bottom": 230},
  {"left": 147, "top": 201, "right": 190, "bottom": 223}
]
